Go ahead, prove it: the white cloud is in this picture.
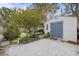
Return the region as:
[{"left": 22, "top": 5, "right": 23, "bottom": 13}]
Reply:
[
  {"left": 0, "top": 3, "right": 14, "bottom": 8},
  {"left": 0, "top": 3, "right": 31, "bottom": 9}
]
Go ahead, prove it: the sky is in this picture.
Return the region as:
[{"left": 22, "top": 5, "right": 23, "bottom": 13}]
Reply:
[
  {"left": 0, "top": 3, "right": 32, "bottom": 9},
  {"left": 55, "top": 4, "right": 65, "bottom": 16},
  {"left": 0, "top": 3, "right": 65, "bottom": 16}
]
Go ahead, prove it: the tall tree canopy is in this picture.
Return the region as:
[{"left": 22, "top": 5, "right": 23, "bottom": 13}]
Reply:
[
  {"left": 0, "top": 3, "right": 59, "bottom": 38},
  {"left": 0, "top": 7, "right": 20, "bottom": 40},
  {"left": 63, "top": 3, "right": 79, "bottom": 20},
  {"left": 32, "top": 3, "right": 59, "bottom": 20},
  {"left": 0, "top": 7, "right": 12, "bottom": 23},
  {"left": 11, "top": 9, "right": 44, "bottom": 35}
]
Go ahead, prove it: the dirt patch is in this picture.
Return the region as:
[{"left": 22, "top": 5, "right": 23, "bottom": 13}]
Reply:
[
  {"left": 77, "top": 51, "right": 79, "bottom": 54},
  {"left": 61, "top": 40, "right": 79, "bottom": 46},
  {"left": 0, "top": 46, "right": 8, "bottom": 56}
]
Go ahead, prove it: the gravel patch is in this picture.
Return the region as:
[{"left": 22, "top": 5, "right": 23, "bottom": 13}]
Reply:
[
  {"left": 7, "top": 39, "right": 79, "bottom": 56},
  {"left": 0, "top": 46, "right": 8, "bottom": 56}
]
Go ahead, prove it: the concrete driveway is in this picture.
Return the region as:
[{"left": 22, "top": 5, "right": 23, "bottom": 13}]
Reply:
[{"left": 8, "top": 39, "right": 79, "bottom": 56}]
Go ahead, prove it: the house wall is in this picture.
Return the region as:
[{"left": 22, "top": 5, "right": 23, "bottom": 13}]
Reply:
[{"left": 44, "top": 17, "right": 77, "bottom": 42}]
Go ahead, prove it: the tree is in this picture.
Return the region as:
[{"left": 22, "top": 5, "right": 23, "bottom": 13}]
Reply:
[
  {"left": 0, "top": 7, "right": 12, "bottom": 24},
  {"left": 11, "top": 9, "right": 44, "bottom": 36},
  {"left": 63, "top": 3, "right": 79, "bottom": 20},
  {"left": 32, "top": 3, "right": 58, "bottom": 20},
  {"left": 0, "top": 7, "right": 20, "bottom": 40}
]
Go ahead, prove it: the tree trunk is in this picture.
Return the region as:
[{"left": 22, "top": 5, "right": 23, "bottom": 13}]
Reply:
[{"left": 28, "top": 29, "right": 32, "bottom": 36}]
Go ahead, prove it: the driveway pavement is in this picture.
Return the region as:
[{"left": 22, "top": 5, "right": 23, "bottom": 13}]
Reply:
[{"left": 8, "top": 39, "right": 79, "bottom": 56}]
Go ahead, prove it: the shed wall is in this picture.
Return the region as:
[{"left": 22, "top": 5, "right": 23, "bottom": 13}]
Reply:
[{"left": 44, "top": 17, "right": 77, "bottom": 42}]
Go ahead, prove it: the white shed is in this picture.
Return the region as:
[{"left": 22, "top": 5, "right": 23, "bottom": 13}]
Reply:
[{"left": 44, "top": 16, "right": 77, "bottom": 42}]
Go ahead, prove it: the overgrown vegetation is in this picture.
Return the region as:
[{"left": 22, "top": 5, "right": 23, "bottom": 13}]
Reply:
[
  {"left": 2, "top": 3, "right": 78, "bottom": 44},
  {"left": 0, "top": 3, "right": 57, "bottom": 42},
  {"left": 3, "top": 24, "right": 20, "bottom": 41}
]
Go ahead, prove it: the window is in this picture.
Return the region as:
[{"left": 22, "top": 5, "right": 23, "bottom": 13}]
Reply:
[{"left": 46, "top": 24, "right": 48, "bottom": 30}]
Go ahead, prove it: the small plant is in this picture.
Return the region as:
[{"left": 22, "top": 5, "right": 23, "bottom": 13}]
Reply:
[
  {"left": 19, "top": 36, "right": 32, "bottom": 44},
  {"left": 9, "top": 40, "right": 17, "bottom": 45},
  {"left": 43, "top": 33, "right": 50, "bottom": 38}
]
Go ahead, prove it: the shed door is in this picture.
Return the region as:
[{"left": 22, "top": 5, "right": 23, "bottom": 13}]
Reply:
[{"left": 50, "top": 21, "right": 63, "bottom": 38}]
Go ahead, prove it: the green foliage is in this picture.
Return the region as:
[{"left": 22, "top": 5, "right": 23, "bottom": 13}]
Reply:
[
  {"left": 11, "top": 9, "right": 44, "bottom": 36},
  {"left": 32, "top": 3, "right": 59, "bottom": 18},
  {"left": 43, "top": 33, "right": 50, "bottom": 38},
  {"left": 3, "top": 24, "right": 20, "bottom": 41},
  {"left": 19, "top": 35, "right": 40, "bottom": 44},
  {"left": 19, "top": 33, "right": 27, "bottom": 38},
  {"left": 32, "top": 3, "right": 53, "bottom": 14},
  {"left": 9, "top": 40, "right": 17, "bottom": 45},
  {"left": 12, "top": 9, "right": 43, "bottom": 27},
  {"left": 0, "top": 7, "right": 44, "bottom": 42},
  {"left": 0, "top": 7, "right": 20, "bottom": 41},
  {"left": 19, "top": 36, "right": 32, "bottom": 44},
  {"left": 0, "top": 7, "right": 12, "bottom": 23}
]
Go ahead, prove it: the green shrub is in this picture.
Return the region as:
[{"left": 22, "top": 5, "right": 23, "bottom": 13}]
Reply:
[
  {"left": 19, "top": 34, "right": 40, "bottom": 44},
  {"left": 19, "top": 36, "right": 32, "bottom": 43},
  {"left": 9, "top": 40, "right": 17, "bottom": 45},
  {"left": 43, "top": 33, "right": 50, "bottom": 38},
  {"left": 3, "top": 24, "right": 20, "bottom": 41}
]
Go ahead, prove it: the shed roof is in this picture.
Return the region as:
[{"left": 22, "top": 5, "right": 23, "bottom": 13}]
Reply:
[{"left": 45, "top": 16, "right": 77, "bottom": 23}]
